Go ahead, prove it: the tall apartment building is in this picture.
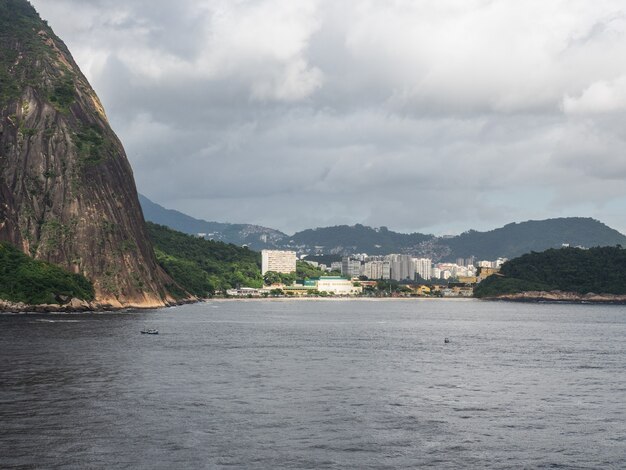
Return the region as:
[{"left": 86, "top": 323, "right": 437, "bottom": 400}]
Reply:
[
  {"left": 362, "top": 260, "right": 391, "bottom": 280},
  {"left": 341, "top": 257, "right": 362, "bottom": 279},
  {"left": 261, "top": 250, "right": 297, "bottom": 275},
  {"left": 415, "top": 258, "right": 432, "bottom": 280},
  {"left": 388, "top": 254, "right": 415, "bottom": 281}
]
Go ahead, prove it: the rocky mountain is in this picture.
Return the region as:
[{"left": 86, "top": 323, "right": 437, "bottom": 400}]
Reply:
[
  {"left": 139, "top": 194, "right": 287, "bottom": 250},
  {"left": 140, "top": 194, "right": 626, "bottom": 261},
  {"left": 0, "top": 0, "right": 179, "bottom": 308}
]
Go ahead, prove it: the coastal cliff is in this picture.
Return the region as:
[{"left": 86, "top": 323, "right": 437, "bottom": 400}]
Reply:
[{"left": 0, "top": 0, "right": 183, "bottom": 308}]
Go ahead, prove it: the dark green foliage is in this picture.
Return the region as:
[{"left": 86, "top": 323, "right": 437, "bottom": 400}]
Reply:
[
  {"left": 295, "top": 260, "right": 339, "bottom": 279},
  {"left": 0, "top": 0, "right": 54, "bottom": 106},
  {"left": 49, "top": 76, "right": 75, "bottom": 111},
  {"left": 154, "top": 249, "right": 215, "bottom": 297},
  {"left": 474, "top": 246, "right": 626, "bottom": 297},
  {"left": 0, "top": 241, "right": 94, "bottom": 304},
  {"left": 73, "top": 125, "right": 106, "bottom": 164},
  {"left": 146, "top": 222, "right": 263, "bottom": 296},
  {"left": 446, "top": 218, "right": 626, "bottom": 261},
  {"left": 264, "top": 271, "right": 296, "bottom": 286},
  {"left": 263, "top": 262, "right": 338, "bottom": 287},
  {"left": 473, "top": 277, "right": 554, "bottom": 298},
  {"left": 290, "top": 224, "right": 432, "bottom": 255}
]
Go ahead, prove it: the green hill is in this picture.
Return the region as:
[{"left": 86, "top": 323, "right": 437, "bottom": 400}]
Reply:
[
  {"left": 289, "top": 224, "right": 432, "bottom": 255},
  {"left": 0, "top": 242, "right": 94, "bottom": 304},
  {"left": 146, "top": 222, "right": 264, "bottom": 297},
  {"left": 145, "top": 222, "right": 334, "bottom": 297},
  {"left": 474, "top": 246, "right": 626, "bottom": 298},
  {"left": 446, "top": 218, "right": 626, "bottom": 261}
]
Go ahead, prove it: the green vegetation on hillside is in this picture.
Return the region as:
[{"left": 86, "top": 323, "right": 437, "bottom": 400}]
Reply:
[
  {"left": 296, "top": 260, "right": 340, "bottom": 279},
  {"left": 263, "top": 261, "right": 340, "bottom": 286},
  {"left": 0, "top": 0, "right": 58, "bottom": 106},
  {"left": 290, "top": 224, "right": 432, "bottom": 255},
  {"left": 0, "top": 242, "right": 94, "bottom": 304},
  {"left": 474, "top": 246, "right": 626, "bottom": 297},
  {"left": 263, "top": 271, "right": 296, "bottom": 286},
  {"left": 146, "top": 222, "right": 263, "bottom": 297},
  {"left": 447, "top": 218, "right": 626, "bottom": 261}
]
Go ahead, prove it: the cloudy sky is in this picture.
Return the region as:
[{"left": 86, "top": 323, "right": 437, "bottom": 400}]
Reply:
[{"left": 31, "top": 0, "right": 626, "bottom": 235}]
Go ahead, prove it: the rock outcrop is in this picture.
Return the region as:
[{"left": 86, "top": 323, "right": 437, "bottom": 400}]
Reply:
[
  {"left": 483, "top": 291, "right": 626, "bottom": 304},
  {"left": 0, "top": 0, "right": 183, "bottom": 308}
]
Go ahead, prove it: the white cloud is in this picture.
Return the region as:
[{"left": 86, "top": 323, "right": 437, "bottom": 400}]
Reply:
[
  {"left": 29, "top": 0, "right": 626, "bottom": 235},
  {"left": 563, "top": 76, "right": 626, "bottom": 114}
]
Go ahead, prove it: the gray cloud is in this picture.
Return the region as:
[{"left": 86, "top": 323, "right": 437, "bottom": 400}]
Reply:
[{"left": 31, "top": 0, "right": 626, "bottom": 235}]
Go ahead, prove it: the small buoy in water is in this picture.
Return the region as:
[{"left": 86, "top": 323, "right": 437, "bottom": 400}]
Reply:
[{"left": 444, "top": 337, "right": 450, "bottom": 343}]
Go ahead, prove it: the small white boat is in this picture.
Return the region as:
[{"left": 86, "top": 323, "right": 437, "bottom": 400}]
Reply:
[{"left": 140, "top": 328, "right": 159, "bottom": 335}]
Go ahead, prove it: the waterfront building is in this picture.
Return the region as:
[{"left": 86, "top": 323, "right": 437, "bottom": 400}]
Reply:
[
  {"left": 316, "top": 277, "right": 363, "bottom": 295},
  {"left": 261, "top": 250, "right": 297, "bottom": 275},
  {"left": 226, "top": 287, "right": 262, "bottom": 297}
]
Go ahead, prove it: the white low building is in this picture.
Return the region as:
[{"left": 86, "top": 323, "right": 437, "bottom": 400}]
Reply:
[
  {"left": 316, "top": 277, "right": 362, "bottom": 295},
  {"left": 226, "top": 287, "right": 261, "bottom": 297}
]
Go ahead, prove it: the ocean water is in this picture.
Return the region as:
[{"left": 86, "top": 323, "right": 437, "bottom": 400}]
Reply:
[{"left": 1, "top": 299, "right": 625, "bottom": 469}]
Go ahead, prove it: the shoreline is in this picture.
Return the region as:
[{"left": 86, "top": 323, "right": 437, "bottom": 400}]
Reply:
[
  {"left": 0, "top": 296, "right": 476, "bottom": 313},
  {"left": 4, "top": 292, "right": 626, "bottom": 313},
  {"left": 0, "top": 296, "right": 198, "bottom": 314},
  {"left": 479, "top": 290, "right": 626, "bottom": 305}
]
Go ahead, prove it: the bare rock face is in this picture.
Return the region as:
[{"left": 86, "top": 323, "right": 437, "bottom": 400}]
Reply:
[{"left": 0, "top": 0, "right": 180, "bottom": 307}]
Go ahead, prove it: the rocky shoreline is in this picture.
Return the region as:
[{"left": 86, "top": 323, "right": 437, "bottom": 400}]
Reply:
[
  {"left": 0, "top": 298, "right": 100, "bottom": 313},
  {"left": 483, "top": 290, "right": 626, "bottom": 304},
  {"left": 0, "top": 297, "right": 198, "bottom": 313}
]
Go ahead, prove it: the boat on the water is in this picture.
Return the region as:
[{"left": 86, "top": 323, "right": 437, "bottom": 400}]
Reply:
[{"left": 140, "top": 329, "right": 159, "bottom": 335}]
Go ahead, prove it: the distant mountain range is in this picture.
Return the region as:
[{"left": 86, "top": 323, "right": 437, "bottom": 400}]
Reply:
[
  {"left": 138, "top": 195, "right": 287, "bottom": 248},
  {"left": 140, "top": 194, "right": 626, "bottom": 262}
]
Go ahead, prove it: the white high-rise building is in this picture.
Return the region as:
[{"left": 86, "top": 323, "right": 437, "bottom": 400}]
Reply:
[
  {"left": 388, "top": 254, "right": 415, "bottom": 281},
  {"left": 363, "top": 260, "right": 386, "bottom": 279},
  {"left": 261, "top": 250, "right": 296, "bottom": 275},
  {"left": 415, "top": 258, "right": 432, "bottom": 280},
  {"left": 341, "top": 257, "right": 361, "bottom": 279}
]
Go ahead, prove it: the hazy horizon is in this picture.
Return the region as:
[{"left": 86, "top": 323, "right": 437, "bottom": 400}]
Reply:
[
  {"left": 31, "top": 0, "right": 626, "bottom": 235},
  {"left": 141, "top": 193, "right": 626, "bottom": 239}
]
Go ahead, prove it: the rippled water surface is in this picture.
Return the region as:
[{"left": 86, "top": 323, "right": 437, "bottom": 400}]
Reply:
[{"left": 1, "top": 299, "right": 626, "bottom": 469}]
